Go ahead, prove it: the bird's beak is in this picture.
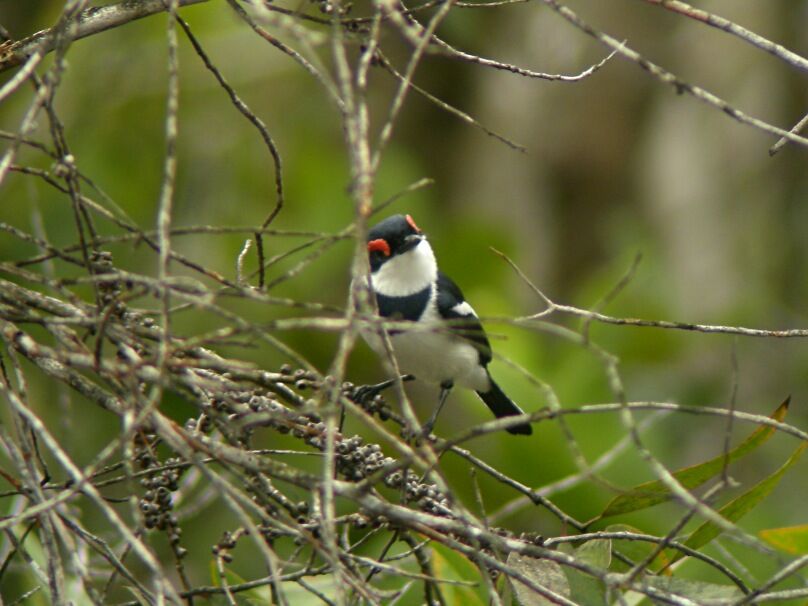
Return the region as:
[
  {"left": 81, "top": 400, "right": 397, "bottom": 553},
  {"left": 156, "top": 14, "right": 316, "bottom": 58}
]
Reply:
[{"left": 400, "top": 234, "right": 423, "bottom": 253}]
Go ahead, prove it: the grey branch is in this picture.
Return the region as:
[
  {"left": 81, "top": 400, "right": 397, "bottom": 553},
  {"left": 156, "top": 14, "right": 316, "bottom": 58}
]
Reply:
[{"left": 0, "top": 0, "right": 208, "bottom": 74}]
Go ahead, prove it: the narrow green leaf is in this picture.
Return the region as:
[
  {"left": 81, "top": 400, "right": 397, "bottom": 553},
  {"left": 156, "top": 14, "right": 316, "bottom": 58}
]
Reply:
[
  {"left": 594, "top": 398, "right": 789, "bottom": 522},
  {"left": 672, "top": 442, "right": 808, "bottom": 564},
  {"left": 430, "top": 542, "right": 486, "bottom": 606},
  {"left": 760, "top": 524, "right": 808, "bottom": 555}
]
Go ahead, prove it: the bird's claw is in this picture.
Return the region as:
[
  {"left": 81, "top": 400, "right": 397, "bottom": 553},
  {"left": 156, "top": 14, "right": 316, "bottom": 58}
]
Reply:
[{"left": 351, "top": 375, "right": 414, "bottom": 405}]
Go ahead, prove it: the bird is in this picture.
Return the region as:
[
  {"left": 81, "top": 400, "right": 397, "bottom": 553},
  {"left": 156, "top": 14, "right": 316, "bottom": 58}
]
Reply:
[{"left": 357, "top": 213, "right": 532, "bottom": 435}]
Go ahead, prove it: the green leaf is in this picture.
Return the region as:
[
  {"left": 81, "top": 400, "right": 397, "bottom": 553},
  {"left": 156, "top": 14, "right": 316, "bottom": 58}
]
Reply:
[
  {"left": 507, "top": 552, "right": 571, "bottom": 606},
  {"left": 566, "top": 540, "right": 611, "bottom": 606},
  {"left": 760, "top": 524, "right": 808, "bottom": 555},
  {"left": 593, "top": 398, "right": 790, "bottom": 522},
  {"left": 672, "top": 441, "right": 808, "bottom": 565},
  {"left": 640, "top": 576, "right": 743, "bottom": 605},
  {"left": 574, "top": 539, "right": 611, "bottom": 569},
  {"left": 566, "top": 570, "right": 607, "bottom": 606},
  {"left": 430, "top": 542, "right": 486, "bottom": 606}
]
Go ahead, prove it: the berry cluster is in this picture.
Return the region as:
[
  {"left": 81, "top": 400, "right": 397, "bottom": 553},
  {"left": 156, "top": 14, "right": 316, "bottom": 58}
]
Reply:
[{"left": 134, "top": 433, "right": 186, "bottom": 558}]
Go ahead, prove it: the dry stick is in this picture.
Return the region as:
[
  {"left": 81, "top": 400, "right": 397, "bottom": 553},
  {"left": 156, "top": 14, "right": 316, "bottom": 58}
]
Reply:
[
  {"left": 735, "top": 555, "right": 808, "bottom": 606},
  {"left": 253, "top": 178, "right": 434, "bottom": 289},
  {"left": 225, "top": 0, "right": 344, "bottom": 111},
  {"left": 3, "top": 296, "right": 400, "bottom": 604},
  {"left": 0, "top": 0, "right": 90, "bottom": 190},
  {"left": 581, "top": 252, "right": 642, "bottom": 344},
  {"left": 173, "top": 15, "right": 285, "bottom": 289},
  {"left": 0, "top": 384, "right": 180, "bottom": 604},
  {"left": 1, "top": 358, "right": 68, "bottom": 606},
  {"left": 1, "top": 324, "right": 183, "bottom": 602},
  {"left": 325, "top": 2, "right": 376, "bottom": 599},
  {"left": 539, "top": 0, "right": 808, "bottom": 149},
  {"left": 400, "top": 533, "right": 449, "bottom": 606},
  {"left": 175, "top": 23, "right": 283, "bottom": 208},
  {"left": 0, "top": 519, "right": 44, "bottom": 587},
  {"left": 7, "top": 294, "right": 808, "bottom": 604},
  {"left": 471, "top": 254, "right": 799, "bottom": 554},
  {"left": 626, "top": 480, "right": 729, "bottom": 586},
  {"left": 157, "top": 377, "right": 374, "bottom": 602},
  {"left": 146, "top": 421, "right": 302, "bottom": 606},
  {"left": 770, "top": 110, "right": 808, "bottom": 156},
  {"left": 378, "top": 50, "right": 526, "bottom": 152},
  {"left": 0, "top": 79, "right": 51, "bottom": 187},
  {"left": 254, "top": 0, "right": 513, "bottom": 27},
  {"left": 335, "top": 4, "right": 474, "bottom": 597},
  {"left": 0, "top": 129, "right": 54, "bottom": 156},
  {"left": 446, "top": 400, "right": 808, "bottom": 449},
  {"left": 5, "top": 6, "right": 101, "bottom": 603},
  {"left": 498, "top": 348, "right": 630, "bottom": 495},
  {"left": 9, "top": 159, "right": 244, "bottom": 291},
  {"left": 1, "top": 218, "right": 87, "bottom": 269},
  {"left": 544, "top": 531, "right": 749, "bottom": 593},
  {"left": 433, "top": 30, "right": 619, "bottom": 82},
  {"left": 640, "top": 0, "right": 808, "bottom": 74},
  {"left": 353, "top": 10, "right": 466, "bottom": 520},
  {"left": 500, "top": 324, "right": 678, "bottom": 566},
  {"left": 388, "top": 0, "right": 617, "bottom": 83},
  {"left": 348, "top": 491, "right": 635, "bottom": 605},
  {"left": 751, "top": 588, "right": 808, "bottom": 603},
  {"left": 0, "top": 0, "right": 209, "bottom": 73},
  {"left": 57, "top": 516, "right": 152, "bottom": 601},
  {"left": 152, "top": 7, "right": 192, "bottom": 601},
  {"left": 40, "top": 78, "right": 103, "bottom": 308},
  {"left": 371, "top": 0, "right": 456, "bottom": 172},
  {"left": 490, "top": 411, "right": 667, "bottom": 522},
  {"left": 491, "top": 247, "right": 808, "bottom": 338},
  {"left": 0, "top": 50, "right": 42, "bottom": 103}
]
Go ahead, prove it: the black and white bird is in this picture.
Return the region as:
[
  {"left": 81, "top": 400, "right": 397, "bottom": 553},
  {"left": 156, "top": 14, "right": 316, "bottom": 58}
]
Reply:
[{"left": 358, "top": 213, "right": 532, "bottom": 435}]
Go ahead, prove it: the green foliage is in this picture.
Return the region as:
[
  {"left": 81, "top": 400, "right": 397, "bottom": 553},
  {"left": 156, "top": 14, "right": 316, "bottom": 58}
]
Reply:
[
  {"left": 670, "top": 441, "right": 808, "bottom": 566},
  {"left": 566, "top": 540, "right": 611, "bottom": 606},
  {"left": 637, "top": 576, "right": 743, "bottom": 605},
  {"left": 429, "top": 542, "right": 487, "bottom": 605},
  {"left": 760, "top": 524, "right": 808, "bottom": 555},
  {"left": 592, "top": 398, "right": 790, "bottom": 524}
]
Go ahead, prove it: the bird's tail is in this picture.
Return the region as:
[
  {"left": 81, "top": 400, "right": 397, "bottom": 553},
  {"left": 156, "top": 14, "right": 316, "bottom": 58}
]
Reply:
[{"left": 476, "top": 377, "right": 532, "bottom": 435}]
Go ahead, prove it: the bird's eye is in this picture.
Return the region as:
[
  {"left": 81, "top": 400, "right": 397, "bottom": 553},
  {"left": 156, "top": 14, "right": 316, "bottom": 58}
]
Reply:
[
  {"left": 367, "top": 239, "right": 391, "bottom": 256},
  {"left": 405, "top": 215, "right": 421, "bottom": 233}
]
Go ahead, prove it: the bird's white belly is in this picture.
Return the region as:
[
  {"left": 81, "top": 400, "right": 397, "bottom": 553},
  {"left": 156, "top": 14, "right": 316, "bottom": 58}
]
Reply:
[{"left": 363, "top": 326, "right": 489, "bottom": 392}]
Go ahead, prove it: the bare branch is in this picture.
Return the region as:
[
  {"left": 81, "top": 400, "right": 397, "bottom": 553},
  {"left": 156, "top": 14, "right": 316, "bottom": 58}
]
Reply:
[{"left": 0, "top": 0, "right": 208, "bottom": 74}]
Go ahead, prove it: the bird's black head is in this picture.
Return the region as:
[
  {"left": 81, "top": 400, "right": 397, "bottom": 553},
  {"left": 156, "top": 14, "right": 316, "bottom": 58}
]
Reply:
[{"left": 366, "top": 214, "right": 425, "bottom": 272}]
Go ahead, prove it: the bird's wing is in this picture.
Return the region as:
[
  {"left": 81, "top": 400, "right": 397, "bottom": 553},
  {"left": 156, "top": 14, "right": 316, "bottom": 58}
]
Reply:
[{"left": 436, "top": 271, "right": 492, "bottom": 365}]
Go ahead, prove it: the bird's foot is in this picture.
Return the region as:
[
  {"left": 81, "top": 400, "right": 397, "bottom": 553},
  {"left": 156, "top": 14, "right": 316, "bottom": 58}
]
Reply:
[{"left": 351, "top": 375, "right": 414, "bottom": 405}]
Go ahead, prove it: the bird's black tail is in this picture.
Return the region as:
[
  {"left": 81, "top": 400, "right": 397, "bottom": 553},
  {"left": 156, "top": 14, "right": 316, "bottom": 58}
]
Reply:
[{"left": 476, "top": 377, "right": 532, "bottom": 435}]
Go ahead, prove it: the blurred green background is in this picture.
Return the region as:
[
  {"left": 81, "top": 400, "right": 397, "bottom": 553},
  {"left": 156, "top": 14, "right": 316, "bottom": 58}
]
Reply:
[{"left": 1, "top": 0, "right": 807, "bottom": 600}]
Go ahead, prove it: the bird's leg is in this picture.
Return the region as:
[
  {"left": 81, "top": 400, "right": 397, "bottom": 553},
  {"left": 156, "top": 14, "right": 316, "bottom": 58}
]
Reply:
[
  {"left": 422, "top": 380, "right": 453, "bottom": 436},
  {"left": 352, "top": 374, "right": 415, "bottom": 404}
]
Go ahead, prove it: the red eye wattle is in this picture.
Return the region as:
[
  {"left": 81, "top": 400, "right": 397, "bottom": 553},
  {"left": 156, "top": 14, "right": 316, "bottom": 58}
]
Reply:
[
  {"left": 368, "top": 239, "right": 391, "bottom": 256},
  {"left": 405, "top": 214, "right": 421, "bottom": 233}
]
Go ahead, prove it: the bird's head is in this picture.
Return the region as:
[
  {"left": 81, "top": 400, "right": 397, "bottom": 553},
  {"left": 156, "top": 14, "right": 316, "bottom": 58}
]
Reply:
[
  {"left": 366, "top": 214, "right": 436, "bottom": 295},
  {"left": 366, "top": 214, "right": 426, "bottom": 272}
]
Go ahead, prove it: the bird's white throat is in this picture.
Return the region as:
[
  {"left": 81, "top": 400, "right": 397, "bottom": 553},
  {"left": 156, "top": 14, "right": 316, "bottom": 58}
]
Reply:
[{"left": 371, "top": 239, "right": 437, "bottom": 297}]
